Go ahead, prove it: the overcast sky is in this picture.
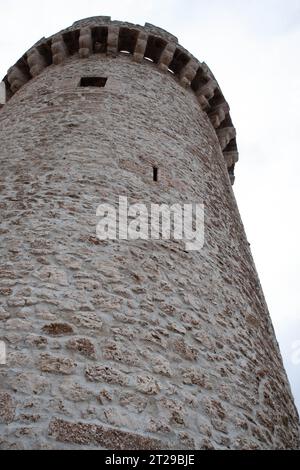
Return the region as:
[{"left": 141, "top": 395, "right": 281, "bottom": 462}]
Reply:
[{"left": 1, "top": 0, "right": 299, "bottom": 413}]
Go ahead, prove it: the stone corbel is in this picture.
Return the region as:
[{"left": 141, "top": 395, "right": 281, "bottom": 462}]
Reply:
[
  {"left": 179, "top": 59, "right": 199, "bottom": 88},
  {"left": 200, "top": 62, "right": 214, "bottom": 81},
  {"left": 107, "top": 26, "right": 120, "bottom": 56},
  {"left": 223, "top": 150, "right": 239, "bottom": 168},
  {"left": 196, "top": 78, "right": 218, "bottom": 110},
  {"left": 133, "top": 31, "right": 148, "bottom": 63},
  {"left": 216, "top": 127, "right": 236, "bottom": 150},
  {"left": 79, "top": 27, "right": 93, "bottom": 59},
  {"left": 208, "top": 101, "right": 230, "bottom": 128},
  {"left": 51, "top": 35, "right": 69, "bottom": 65},
  {"left": 27, "top": 48, "right": 47, "bottom": 77},
  {"left": 7, "top": 66, "right": 29, "bottom": 93},
  {"left": 158, "top": 42, "right": 177, "bottom": 72}
]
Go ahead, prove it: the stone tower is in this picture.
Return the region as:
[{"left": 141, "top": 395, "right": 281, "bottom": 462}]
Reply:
[{"left": 0, "top": 16, "right": 299, "bottom": 450}]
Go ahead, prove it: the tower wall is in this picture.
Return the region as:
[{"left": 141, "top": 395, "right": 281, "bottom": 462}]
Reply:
[{"left": 0, "top": 17, "right": 299, "bottom": 450}]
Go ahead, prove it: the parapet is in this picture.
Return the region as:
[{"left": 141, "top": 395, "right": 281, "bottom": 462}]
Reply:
[{"left": 1, "top": 16, "right": 238, "bottom": 183}]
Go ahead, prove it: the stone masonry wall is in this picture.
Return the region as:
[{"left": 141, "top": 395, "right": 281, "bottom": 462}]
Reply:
[{"left": 0, "top": 42, "right": 299, "bottom": 448}]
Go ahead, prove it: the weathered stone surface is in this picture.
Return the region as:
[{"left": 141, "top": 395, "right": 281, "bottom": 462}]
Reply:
[
  {"left": 8, "top": 372, "right": 50, "bottom": 395},
  {"left": 0, "top": 306, "right": 10, "bottom": 320},
  {"left": 182, "top": 367, "right": 212, "bottom": 389},
  {"left": 39, "top": 354, "right": 76, "bottom": 375},
  {"left": 66, "top": 337, "right": 96, "bottom": 359},
  {"left": 48, "top": 418, "right": 168, "bottom": 449},
  {"left": 85, "top": 365, "right": 128, "bottom": 385},
  {"left": 42, "top": 323, "right": 74, "bottom": 336},
  {"left": 151, "top": 355, "right": 173, "bottom": 377},
  {"left": 136, "top": 375, "right": 160, "bottom": 395},
  {"left": 119, "top": 391, "right": 147, "bottom": 413},
  {"left": 25, "top": 334, "right": 48, "bottom": 349},
  {"left": 72, "top": 312, "right": 103, "bottom": 331},
  {"left": 0, "top": 392, "right": 15, "bottom": 424},
  {"left": 59, "top": 381, "right": 94, "bottom": 402},
  {"left": 102, "top": 340, "right": 140, "bottom": 366}
]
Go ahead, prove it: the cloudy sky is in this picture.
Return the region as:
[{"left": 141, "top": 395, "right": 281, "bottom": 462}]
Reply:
[{"left": 1, "top": 0, "right": 299, "bottom": 413}]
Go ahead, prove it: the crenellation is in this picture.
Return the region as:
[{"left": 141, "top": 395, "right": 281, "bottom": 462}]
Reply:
[
  {"left": 144, "top": 22, "right": 178, "bottom": 44},
  {"left": 0, "top": 17, "right": 238, "bottom": 181},
  {"left": 73, "top": 16, "right": 112, "bottom": 28}
]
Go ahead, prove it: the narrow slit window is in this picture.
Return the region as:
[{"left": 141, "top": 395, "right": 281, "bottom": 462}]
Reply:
[
  {"left": 153, "top": 166, "right": 158, "bottom": 182},
  {"left": 79, "top": 77, "right": 107, "bottom": 87}
]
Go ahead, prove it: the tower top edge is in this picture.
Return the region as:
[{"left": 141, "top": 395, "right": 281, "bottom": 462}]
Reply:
[
  {"left": 69, "top": 17, "right": 179, "bottom": 43},
  {"left": 1, "top": 16, "right": 239, "bottom": 182}
]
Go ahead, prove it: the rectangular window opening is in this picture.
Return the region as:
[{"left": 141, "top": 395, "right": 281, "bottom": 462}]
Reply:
[
  {"left": 79, "top": 77, "right": 107, "bottom": 88},
  {"left": 153, "top": 166, "right": 158, "bottom": 182}
]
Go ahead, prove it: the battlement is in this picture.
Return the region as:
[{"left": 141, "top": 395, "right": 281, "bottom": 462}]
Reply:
[{"left": 1, "top": 16, "right": 238, "bottom": 182}]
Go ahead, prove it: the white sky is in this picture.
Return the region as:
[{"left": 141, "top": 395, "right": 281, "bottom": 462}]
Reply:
[{"left": 1, "top": 0, "right": 299, "bottom": 413}]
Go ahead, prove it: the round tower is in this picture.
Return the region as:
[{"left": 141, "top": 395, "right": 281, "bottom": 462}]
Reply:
[{"left": 0, "top": 16, "right": 299, "bottom": 450}]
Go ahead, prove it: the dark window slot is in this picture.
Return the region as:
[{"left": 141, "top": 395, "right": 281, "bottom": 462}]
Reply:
[
  {"left": 79, "top": 77, "right": 107, "bottom": 87},
  {"left": 92, "top": 26, "right": 108, "bottom": 53},
  {"left": 168, "top": 48, "right": 189, "bottom": 75},
  {"left": 144, "top": 36, "right": 167, "bottom": 64},
  {"left": 62, "top": 30, "right": 80, "bottom": 55},
  {"left": 118, "top": 28, "right": 139, "bottom": 54}
]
